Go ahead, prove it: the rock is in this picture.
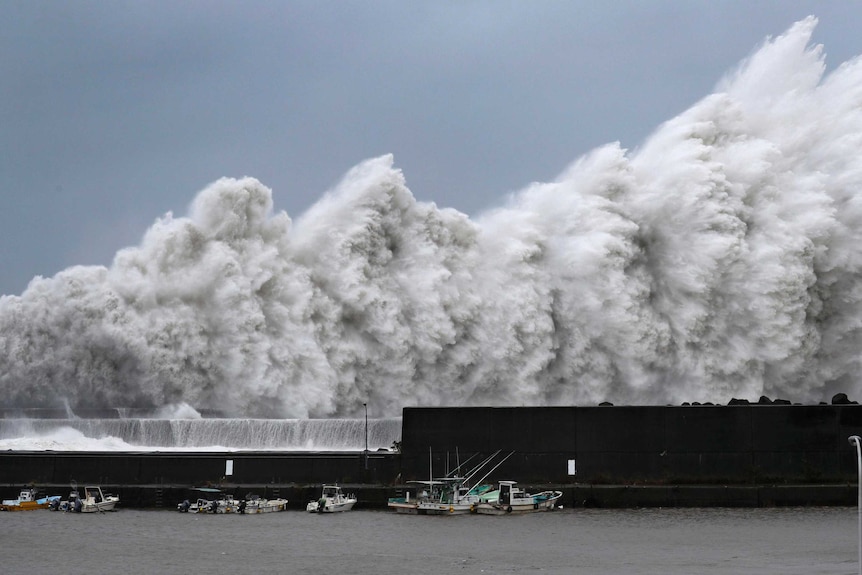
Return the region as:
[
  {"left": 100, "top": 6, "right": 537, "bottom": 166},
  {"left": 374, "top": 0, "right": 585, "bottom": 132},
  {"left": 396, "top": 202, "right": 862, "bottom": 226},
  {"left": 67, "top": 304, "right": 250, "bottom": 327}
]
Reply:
[{"left": 832, "top": 393, "right": 858, "bottom": 405}]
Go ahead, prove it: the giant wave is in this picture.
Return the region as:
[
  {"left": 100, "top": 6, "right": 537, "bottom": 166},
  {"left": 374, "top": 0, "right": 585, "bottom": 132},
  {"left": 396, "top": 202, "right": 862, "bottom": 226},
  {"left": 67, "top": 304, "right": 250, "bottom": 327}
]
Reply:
[{"left": 2, "top": 17, "right": 861, "bottom": 418}]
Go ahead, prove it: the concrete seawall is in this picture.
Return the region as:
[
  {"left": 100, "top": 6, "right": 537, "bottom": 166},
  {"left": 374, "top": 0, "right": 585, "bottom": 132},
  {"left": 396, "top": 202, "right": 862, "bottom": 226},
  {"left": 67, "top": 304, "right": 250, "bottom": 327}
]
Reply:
[
  {"left": 399, "top": 405, "right": 862, "bottom": 484},
  {"left": 3, "top": 404, "right": 861, "bottom": 508}
]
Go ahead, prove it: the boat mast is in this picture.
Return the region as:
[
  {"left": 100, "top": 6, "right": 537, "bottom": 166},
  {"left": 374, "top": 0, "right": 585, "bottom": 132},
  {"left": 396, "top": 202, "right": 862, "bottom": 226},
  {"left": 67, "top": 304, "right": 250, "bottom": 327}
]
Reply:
[
  {"left": 469, "top": 451, "right": 515, "bottom": 493},
  {"left": 429, "top": 446, "right": 433, "bottom": 500}
]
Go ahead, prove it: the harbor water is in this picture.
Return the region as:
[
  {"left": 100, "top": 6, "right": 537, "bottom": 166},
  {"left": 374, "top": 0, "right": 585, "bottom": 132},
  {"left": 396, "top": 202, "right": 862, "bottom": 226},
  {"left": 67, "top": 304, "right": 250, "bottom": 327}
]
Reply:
[{"left": 2, "top": 506, "right": 857, "bottom": 574}]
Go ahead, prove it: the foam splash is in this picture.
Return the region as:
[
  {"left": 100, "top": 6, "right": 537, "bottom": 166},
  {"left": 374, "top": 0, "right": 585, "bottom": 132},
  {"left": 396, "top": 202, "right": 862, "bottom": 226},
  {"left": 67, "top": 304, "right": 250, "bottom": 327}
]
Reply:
[
  {"left": 0, "top": 426, "right": 136, "bottom": 451},
  {"left": 153, "top": 402, "right": 202, "bottom": 420},
  {"left": 0, "top": 418, "right": 402, "bottom": 451},
  {"left": 1, "top": 17, "right": 861, "bottom": 417}
]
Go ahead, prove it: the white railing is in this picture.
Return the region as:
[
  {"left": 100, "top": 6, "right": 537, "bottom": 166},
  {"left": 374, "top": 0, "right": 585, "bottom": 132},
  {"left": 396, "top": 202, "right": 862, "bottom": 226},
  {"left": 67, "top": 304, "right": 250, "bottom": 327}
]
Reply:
[{"left": 849, "top": 435, "right": 862, "bottom": 575}]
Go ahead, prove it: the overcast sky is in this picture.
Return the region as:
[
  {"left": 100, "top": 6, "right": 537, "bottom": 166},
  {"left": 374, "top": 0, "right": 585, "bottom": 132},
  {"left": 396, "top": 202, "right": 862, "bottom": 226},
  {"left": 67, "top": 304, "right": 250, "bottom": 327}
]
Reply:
[{"left": 2, "top": 0, "right": 860, "bottom": 297}]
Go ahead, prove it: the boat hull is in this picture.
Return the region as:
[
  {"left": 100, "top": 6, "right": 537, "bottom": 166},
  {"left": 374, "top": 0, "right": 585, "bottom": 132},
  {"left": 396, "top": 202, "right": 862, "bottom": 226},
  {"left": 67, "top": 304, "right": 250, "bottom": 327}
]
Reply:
[
  {"left": 1, "top": 492, "right": 60, "bottom": 511},
  {"left": 307, "top": 485, "right": 356, "bottom": 513},
  {"left": 387, "top": 500, "right": 420, "bottom": 514},
  {"left": 474, "top": 491, "right": 562, "bottom": 515},
  {"left": 242, "top": 498, "right": 288, "bottom": 514},
  {"left": 0, "top": 501, "right": 51, "bottom": 511},
  {"left": 79, "top": 499, "right": 118, "bottom": 513},
  {"left": 415, "top": 502, "right": 474, "bottom": 515},
  {"left": 307, "top": 500, "right": 356, "bottom": 513}
]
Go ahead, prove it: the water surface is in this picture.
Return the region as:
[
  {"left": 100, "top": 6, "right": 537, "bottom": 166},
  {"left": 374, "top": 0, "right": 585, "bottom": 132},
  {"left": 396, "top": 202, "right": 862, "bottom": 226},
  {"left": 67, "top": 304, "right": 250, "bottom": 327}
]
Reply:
[{"left": 3, "top": 507, "right": 857, "bottom": 574}]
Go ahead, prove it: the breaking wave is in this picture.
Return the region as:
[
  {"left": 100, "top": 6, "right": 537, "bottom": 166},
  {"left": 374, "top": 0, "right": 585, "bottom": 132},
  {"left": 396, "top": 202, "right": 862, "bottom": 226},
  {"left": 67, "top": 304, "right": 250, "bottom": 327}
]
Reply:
[
  {"left": 0, "top": 417, "right": 402, "bottom": 451},
  {"left": 2, "top": 17, "right": 861, "bottom": 417}
]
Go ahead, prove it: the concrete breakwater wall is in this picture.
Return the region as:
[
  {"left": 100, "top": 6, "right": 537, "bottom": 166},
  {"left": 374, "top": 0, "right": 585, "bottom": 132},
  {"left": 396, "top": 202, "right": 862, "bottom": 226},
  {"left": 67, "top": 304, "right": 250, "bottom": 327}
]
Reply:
[
  {"left": 0, "top": 451, "right": 399, "bottom": 487},
  {"left": 399, "top": 404, "right": 862, "bottom": 485},
  {"left": 0, "top": 451, "right": 400, "bottom": 509},
  {"left": 2, "top": 404, "right": 862, "bottom": 508}
]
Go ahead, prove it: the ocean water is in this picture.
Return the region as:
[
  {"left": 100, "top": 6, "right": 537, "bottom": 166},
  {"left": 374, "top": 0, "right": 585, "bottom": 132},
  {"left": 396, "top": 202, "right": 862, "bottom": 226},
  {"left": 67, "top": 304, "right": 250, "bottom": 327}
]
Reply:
[{"left": 2, "top": 506, "right": 857, "bottom": 575}]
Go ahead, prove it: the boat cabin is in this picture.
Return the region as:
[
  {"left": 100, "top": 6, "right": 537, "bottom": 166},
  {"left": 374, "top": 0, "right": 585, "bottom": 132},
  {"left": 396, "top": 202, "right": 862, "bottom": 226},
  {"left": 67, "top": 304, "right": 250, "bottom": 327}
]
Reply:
[
  {"left": 496, "top": 481, "right": 526, "bottom": 504},
  {"left": 83, "top": 486, "right": 105, "bottom": 503},
  {"left": 322, "top": 485, "right": 342, "bottom": 498},
  {"left": 1, "top": 489, "right": 38, "bottom": 506}
]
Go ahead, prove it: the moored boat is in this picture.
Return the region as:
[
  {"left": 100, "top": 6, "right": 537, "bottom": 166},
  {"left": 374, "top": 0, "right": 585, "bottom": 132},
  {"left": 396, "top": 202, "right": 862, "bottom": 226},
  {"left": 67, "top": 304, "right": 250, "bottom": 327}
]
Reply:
[
  {"left": 473, "top": 480, "right": 562, "bottom": 515},
  {"left": 389, "top": 450, "right": 509, "bottom": 515},
  {"left": 306, "top": 484, "right": 356, "bottom": 513},
  {"left": 78, "top": 486, "right": 119, "bottom": 513},
  {"left": 415, "top": 479, "right": 494, "bottom": 515},
  {"left": 414, "top": 451, "right": 507, "bottom": 515},
  {"left": 239, "top": 493, "right": 288, "bottom": 514},
  {"left": 387, "top": 481, "right": 440, "bottom": 514},
  {"left": 0, "top": 488, "right": 60, "bottom": 511},
  {"left": 55, "top": 485, "right": 119, "bottom": 513},
  {"left": 177, "top": 488, "right": 240, "bottom": 513},
  {"left": 385, "top": 494, "right": 419, "bottom": 514}
]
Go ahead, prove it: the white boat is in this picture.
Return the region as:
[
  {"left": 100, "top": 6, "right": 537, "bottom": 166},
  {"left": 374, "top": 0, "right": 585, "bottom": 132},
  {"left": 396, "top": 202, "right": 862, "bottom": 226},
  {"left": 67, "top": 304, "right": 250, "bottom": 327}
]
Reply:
[
  {"left": 415, "top": 480, "right": 495, "bottom": 515},
  {"left": 387, "top": 481, "right": 440, "bottom": 514},
  {"left": 58, "top": 486, "right": 119, "bottom": 513},
  {"left": 415, "top": 451, "right": 510, "bottom": 515},
  {"left": 54, "top": 484, "right": 119, "bottom": 513},
  {"left": 240, "top": 493, "right": 288, "bottom": 514},
  {"left": 473, "top": 480, "right": 562, "bottom": 515},
  {"left": 389, "top": 450, "right": 509, "bottom": 515},
  {"left": 306, "top": 484, "right": 357, "bottom": 513},
  {"left": 53, "top": 484, "right": 81, "bottom": 512},
  {"left": 79, "top": 486, "right": 119, "bottom": 513},
  {"left": 177, "top": 488, "right": 240, "bottom": 514}
]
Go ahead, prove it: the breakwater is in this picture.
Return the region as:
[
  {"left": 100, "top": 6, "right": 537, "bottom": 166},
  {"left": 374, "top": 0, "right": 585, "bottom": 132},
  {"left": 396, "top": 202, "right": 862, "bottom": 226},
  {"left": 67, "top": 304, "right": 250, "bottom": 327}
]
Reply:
[
  {"left": 400, "top": 404, "right": 862, "bottom": 484},
  {"left": 2, "top": 404, "right": 861, "bottom": 508}
]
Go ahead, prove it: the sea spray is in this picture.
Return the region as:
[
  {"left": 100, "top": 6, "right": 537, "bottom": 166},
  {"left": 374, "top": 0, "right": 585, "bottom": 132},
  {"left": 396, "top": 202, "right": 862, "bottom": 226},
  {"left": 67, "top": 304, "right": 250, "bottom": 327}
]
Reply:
[
  {"left": 1, "top": 17, "right": 861, "bottom": 416},
  {"left": 0, "top": 417, "right": 402, "bottom": 451}
]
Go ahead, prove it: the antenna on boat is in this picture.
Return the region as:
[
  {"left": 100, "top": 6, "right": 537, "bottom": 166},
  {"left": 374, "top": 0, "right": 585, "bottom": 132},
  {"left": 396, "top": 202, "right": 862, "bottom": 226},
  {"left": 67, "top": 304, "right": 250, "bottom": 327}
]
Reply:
[
  {"left": 446, "top": 451, "right": 482, "bottom": 479},
  {"left": 429, "top": 446, "right": 433, "bottom": 490},
  {"left": 850, "top": 435, "right": 862, "bottom": 575},
  {"left": 458, "top": 450, "right": 502, "bottom": 486},
  {"left": 469, "top": 451, "right": 515, "bottom": 493}
]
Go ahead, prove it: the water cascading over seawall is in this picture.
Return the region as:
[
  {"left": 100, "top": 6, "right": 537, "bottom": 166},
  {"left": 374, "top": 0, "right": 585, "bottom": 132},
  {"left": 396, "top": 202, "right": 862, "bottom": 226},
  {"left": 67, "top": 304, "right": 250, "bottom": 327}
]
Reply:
[{"left": 0, "top": 416, "right": 402, "bottom": 451}]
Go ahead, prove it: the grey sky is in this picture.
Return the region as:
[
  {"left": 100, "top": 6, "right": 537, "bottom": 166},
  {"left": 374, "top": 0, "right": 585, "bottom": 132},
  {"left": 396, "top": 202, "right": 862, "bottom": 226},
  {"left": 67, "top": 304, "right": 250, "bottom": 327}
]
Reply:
[{"left": 1, "top": 0, "right": 859, "bottom": 297}]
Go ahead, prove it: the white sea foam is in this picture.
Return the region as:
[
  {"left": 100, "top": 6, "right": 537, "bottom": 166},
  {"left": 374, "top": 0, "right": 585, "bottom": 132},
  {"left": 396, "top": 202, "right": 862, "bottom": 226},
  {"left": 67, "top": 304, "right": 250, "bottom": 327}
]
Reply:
[
  {"left": 0, "top": 418, "right": 402, "bottom": 451},
  {"left": 153, "top": 402, "right": 202, "bottom": 420},
  {"left": 0, "top": 426, "right": 136, "bottom": 451},
  {"left": 1, "top": 17, "right": 860, "bottom": 417}
]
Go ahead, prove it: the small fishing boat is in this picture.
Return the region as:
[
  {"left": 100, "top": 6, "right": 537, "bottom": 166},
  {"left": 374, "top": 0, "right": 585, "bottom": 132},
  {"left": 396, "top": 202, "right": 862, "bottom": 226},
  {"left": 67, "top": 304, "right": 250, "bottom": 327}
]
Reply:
[
  {"left": 177, "top": 488, "right": 240, "bottom": 513},
  {"left": 473, "top": 480, "right": 562, "bottom": 515},
  {"left": 0, "top": 488, "right": 60, "bottom": 511},
  {"left": 414, "top": 451, "right": 508, "bottom": 515},
  {"left": 239, "top": 493, "right": 288, "bottom": 514},
  {"left": 77, "top": 486, "right": 119, "bottom": 513},
  {"left": 52, "top": 484, "right": 80, "bottom": 512},
  {"left": 55, "top": 485, "right": 119, "bottom": 513},
  {"left": 306, "top": 484, "right": 357, "bottom": 513},
  {"left": 415, "top": 479, "right": 495, "bottom": 515},
  {"left": 389, "top": 450, "right": 509, "bottom": 515},
  {"left": 387, "top": 481, "right": 440, "bottom": 514}
]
